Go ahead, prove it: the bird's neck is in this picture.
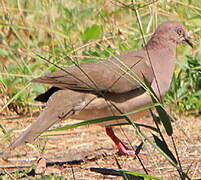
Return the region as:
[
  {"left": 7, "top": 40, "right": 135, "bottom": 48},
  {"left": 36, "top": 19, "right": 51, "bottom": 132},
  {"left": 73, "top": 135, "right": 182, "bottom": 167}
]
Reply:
[{"left": 145, "top": 35, "right": 177, "bottom": 55}]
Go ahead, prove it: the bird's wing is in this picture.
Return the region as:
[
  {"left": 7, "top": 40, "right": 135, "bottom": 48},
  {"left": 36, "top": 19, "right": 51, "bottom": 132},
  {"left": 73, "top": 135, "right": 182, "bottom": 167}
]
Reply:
[{"left": 32, "top": 51, "right": 153, "bottom": 93}]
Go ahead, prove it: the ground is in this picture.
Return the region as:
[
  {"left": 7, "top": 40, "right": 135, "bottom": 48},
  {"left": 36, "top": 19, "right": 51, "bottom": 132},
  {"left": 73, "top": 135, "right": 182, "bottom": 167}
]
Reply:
[{"left": 0, "top": 111, "right": 201, "bottom": 179}]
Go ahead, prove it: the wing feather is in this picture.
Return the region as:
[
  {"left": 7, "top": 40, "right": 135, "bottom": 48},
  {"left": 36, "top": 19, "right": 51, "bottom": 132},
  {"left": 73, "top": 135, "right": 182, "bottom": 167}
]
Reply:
[{"left": 32, "top": 51, "right": 153, "bottom": 93}]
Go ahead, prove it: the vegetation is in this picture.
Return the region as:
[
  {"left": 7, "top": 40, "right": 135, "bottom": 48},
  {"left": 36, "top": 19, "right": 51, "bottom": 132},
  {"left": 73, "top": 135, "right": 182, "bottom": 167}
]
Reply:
[
  {"left": 167, "top": 56, "right": 201, "bottom": 115},
  {"left": 0, "top": 0, "right": 200, "bottom": 179}
]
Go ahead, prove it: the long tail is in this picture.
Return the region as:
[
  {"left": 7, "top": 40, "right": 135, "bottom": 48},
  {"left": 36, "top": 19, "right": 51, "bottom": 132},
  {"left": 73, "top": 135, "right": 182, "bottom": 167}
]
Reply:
[{"left": 9, "top": 90, "right": 84, "bottom": 149}]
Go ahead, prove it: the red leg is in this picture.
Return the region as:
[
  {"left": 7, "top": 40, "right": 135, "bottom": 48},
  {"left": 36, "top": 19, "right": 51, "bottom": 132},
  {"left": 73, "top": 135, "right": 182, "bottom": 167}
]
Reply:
[{"left": 105, "top": 127, "right": 133, "bottom": 155}]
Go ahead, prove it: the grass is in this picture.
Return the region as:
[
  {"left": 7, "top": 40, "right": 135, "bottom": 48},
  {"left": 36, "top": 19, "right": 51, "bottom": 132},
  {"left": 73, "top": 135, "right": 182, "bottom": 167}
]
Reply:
[
  {"left": 166, "top": 56, "right": 201, "bottom": 115},
  {"left": 0, "top": 0, "right": 201, "bottom": 179},
  {"left": 0, "top": 0, "right": 200, "bottom": 112}
]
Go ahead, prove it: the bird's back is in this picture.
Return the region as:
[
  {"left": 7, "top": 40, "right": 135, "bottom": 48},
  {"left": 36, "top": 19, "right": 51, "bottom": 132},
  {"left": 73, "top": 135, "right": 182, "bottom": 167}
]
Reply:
[{"left": 32, "top": 49, "right": 154, "bottom": 95}]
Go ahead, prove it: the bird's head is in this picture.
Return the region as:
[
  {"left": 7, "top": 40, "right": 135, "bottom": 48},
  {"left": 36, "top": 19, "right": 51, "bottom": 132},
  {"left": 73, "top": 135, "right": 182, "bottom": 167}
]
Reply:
[{"left": 153, "top": 21, "right": 193, "bottom": 48}]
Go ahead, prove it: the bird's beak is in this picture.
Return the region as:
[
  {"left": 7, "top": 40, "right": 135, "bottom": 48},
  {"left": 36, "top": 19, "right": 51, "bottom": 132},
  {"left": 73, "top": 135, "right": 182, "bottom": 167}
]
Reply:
[
  {"left": 180, "top": 35, "right": 193, "bottom": 48},
  {"left": 184, "top": 37, "right": 193, "bottom": 48}
]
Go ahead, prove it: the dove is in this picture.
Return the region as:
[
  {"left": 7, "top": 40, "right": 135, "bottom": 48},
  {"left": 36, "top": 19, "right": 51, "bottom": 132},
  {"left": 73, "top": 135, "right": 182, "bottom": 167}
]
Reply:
[{"left": 9, "top": 21, "right": 193, "bottom": 155}]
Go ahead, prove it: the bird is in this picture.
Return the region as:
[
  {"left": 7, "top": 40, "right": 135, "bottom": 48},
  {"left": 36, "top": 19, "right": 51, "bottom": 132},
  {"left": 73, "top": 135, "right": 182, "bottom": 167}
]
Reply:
[{"left": 9, "top": 21, "right": 193, "bottom": 155}]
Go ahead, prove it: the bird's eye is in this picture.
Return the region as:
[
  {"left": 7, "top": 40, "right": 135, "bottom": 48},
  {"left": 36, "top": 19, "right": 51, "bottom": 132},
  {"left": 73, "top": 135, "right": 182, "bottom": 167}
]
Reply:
[{"left": 175, "top": 27, "right": 183, "bottom": 35}]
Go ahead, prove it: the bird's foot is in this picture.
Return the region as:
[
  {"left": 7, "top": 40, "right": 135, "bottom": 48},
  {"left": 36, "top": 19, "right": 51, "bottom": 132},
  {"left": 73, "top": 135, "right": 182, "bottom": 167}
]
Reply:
[
  {"left": 116, "top": 142, "right": 134, "bottom": 156},
  {"left": 105, "top": 127, "right": 134, "bottom": 156}
]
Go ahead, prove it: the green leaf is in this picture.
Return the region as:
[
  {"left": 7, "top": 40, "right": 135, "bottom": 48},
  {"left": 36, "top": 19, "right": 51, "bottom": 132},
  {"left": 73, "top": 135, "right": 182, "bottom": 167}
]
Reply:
[
  {"left": 111, "top": 122, "right": 159, "bottom": 132},
  {"left": 90, "top": 167, "right": 163, "bottom": 180},
  {"left": 48, "top": 115, "right": 126, "bottom": 132},
  {"left": 135, "top": 142, "right": 143, "bottom": 155},
  {"left": 0, "top": 49, "right": 10, "bottom": 56},
  {"left": 0, "top": 34, "right": 3, "bottom": 41},
  {"left": 153, "top": 134, "right": 177, "bottom": 164},
  {"left": 155, "top": 106, "right": 173, "bottom": 136},
  {"left": 125, "top": 103, "right": 159, "bottom": 116},
  {"left": 142, "top": 75, "right": 173, "bottom": 136},
  {"left": 48, "top": 115, "right": 158, "bottom": 133},
  {"left": 81, "top": 24, "right": 101, "bottom": 42}
]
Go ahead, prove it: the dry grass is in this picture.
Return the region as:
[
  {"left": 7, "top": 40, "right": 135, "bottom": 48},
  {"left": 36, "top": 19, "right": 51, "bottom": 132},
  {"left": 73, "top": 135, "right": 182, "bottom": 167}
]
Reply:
[
  {"left": 0, "top": 112, "right": 200, "bottom": 179},
  {"left": 0, "top": 0, "right": 201, "bottom": 179}
]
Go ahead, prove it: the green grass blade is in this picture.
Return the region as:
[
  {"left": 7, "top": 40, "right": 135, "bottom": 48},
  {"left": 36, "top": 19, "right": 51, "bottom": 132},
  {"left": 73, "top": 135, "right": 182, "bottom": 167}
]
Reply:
[
  {"left": 110, "top": 122, "right": 158, "bottom": 132},
  {"left": 49, "top": 116, "right": 159, "bottom": 132},
  {"left": 90, "top": 167, "right": 163, "bottom": 180},
  {"left": 48, "top": 115, "right": 126, "bottom": 132}
]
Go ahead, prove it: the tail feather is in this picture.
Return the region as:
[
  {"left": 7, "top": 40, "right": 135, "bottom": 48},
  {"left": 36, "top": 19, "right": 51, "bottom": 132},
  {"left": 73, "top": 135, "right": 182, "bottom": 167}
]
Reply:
[
  {"left": 9, "top": 90, "right": 97, "bottom": 149},
  {"left": 9, "top": 110, "right": 73, "bottom": 149},
  {"left": 9, "top": 90, "right": 76, "bottom": 149},
  {"left": 34, "top": 86, "right": 61, "bottom": 102}
]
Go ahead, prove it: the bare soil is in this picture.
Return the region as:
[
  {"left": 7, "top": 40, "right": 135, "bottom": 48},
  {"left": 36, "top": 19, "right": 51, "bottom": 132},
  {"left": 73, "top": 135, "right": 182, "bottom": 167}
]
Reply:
[{"left": 0, "top": 111, "right": 201, "bottom": 179}]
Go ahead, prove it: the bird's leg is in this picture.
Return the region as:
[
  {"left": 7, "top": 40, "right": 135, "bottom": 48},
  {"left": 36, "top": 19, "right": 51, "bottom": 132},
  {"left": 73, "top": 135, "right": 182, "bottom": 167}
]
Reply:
[{"left": 105, "top": 127, "right": 133, "bottom": 155}]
